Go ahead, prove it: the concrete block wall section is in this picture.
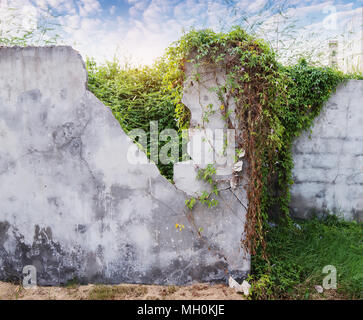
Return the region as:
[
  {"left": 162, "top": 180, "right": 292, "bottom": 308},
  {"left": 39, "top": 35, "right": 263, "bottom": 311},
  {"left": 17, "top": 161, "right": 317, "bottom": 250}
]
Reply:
[
  {"left": 1, "top": 45, "right": 360, "bottom": 286},
  {"left": 291, "top": 80, "right": 363, "bottom": 222},
  {"left": 0, "top": 46, "right": 250, "bottom": 285}
]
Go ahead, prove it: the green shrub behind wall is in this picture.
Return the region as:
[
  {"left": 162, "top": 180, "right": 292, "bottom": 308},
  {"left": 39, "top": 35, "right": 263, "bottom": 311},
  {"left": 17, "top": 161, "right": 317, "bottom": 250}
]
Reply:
[{"left": 86, "top": 58, "right": 181, "bottom": 180}]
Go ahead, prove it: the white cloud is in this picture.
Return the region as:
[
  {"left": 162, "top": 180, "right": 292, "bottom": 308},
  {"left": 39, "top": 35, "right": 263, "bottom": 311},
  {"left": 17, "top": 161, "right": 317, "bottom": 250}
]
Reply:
[
  {"left": 78, "top": 0, "right": 102, "bottom": 17},
  {"left": 2, "top": 0, "right": 362, "bottom": 66},
  {"left": 247, "top": 0, "right": 268, "bottom": 13}
]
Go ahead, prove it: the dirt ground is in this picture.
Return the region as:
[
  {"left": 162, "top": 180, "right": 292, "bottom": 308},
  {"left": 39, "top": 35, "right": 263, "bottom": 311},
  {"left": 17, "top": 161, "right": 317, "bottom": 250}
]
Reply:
[{"left": 0, "top": 281, "right": 245, "bottom": 300}]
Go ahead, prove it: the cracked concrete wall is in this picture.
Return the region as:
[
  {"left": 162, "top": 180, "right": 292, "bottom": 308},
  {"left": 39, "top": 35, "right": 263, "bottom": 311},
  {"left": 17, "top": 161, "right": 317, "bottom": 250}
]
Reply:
[
  {"left": 0, "top": 46, "right": 250, "bottom": 285},
  {"left": 174, "top": 61, "right": 247, "bottom": 195},
  {"left": 291, "top": 80, "right": 363, "bottom": 222}
]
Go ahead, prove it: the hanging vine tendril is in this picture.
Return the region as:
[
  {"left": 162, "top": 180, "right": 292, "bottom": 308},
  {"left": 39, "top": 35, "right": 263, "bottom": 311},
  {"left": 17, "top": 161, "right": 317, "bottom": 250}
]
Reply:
[{"left": 163, "top": 27, "right": 347, "bottom": 258}]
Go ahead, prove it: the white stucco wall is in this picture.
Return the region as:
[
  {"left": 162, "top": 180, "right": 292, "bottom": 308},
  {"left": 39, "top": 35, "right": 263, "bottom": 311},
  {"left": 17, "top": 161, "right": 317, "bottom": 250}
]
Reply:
[
  {"left": 291, "top": 80, "right": 363, "bottom": 222},
  {"left": 0, "top": 46, "right": 250, "bottom": 285}
]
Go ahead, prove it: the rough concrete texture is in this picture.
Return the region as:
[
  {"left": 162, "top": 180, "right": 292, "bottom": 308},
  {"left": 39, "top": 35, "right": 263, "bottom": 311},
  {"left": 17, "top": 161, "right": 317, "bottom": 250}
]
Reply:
[
  {"left": 0, "top": 47, "right": 250, "bottom": 285},
  {"left": 174, "top": 61, "right": 245, "bottom": 195},
  {"left": 291, "top": 80, "right": 363, "bottom": 222}
]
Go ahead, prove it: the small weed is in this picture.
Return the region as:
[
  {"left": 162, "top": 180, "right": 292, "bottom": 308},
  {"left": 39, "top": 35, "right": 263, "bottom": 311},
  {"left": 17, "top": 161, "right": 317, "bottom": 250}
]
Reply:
[
  {"left": 160, "top": 285, "right": 178, "bottom": 297},
  {"left": 167, "top": 285, "right": 178, "bottom": 295},
  {"left": 65, "top": 278, "right": 80, "bottom": 289}
]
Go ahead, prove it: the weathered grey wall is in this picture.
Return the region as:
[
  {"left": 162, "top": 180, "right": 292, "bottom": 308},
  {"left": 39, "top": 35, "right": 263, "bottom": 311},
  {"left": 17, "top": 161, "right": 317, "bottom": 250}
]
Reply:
[
  {"left": 0, "top": 47, "right": 249, "bottom": 285},
  {"left": 174, "top": 61, "right": 248, "bottom": 199},
  {"left": 291, "top": 80, "right": 363, "bottom": 222}
]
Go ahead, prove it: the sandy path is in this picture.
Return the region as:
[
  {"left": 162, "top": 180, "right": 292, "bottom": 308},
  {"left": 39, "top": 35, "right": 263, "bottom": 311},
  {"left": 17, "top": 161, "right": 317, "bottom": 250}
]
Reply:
[{"left": 0, "top": 281, "right": 245, "bottom": 300}]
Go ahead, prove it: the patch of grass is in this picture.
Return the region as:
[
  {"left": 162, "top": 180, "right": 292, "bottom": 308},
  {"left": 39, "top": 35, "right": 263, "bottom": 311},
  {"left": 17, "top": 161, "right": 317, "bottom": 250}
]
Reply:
[
  {"left": 160, "top": 285, "right": 178, "bottom": 297},
  {"left": 251, "top": 215, "right": 363, "bottom": 299},
  {"left": 65, "top": 278, "right": 80, "bottom": 289},
  {"left": 88, "top": 285, "right": 148, "bottom": 300}
]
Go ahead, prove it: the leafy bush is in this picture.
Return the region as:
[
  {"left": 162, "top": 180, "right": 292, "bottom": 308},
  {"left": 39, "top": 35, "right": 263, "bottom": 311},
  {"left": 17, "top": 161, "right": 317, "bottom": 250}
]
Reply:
[{"left": 86, "top": 58, "right": 181, "bottom": 180}]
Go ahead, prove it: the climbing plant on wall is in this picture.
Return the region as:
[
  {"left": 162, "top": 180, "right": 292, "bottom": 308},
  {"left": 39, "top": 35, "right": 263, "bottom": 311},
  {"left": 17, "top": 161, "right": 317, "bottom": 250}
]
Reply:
[{"left": 162, "top": 27, "right": 347, "bottom": 257}]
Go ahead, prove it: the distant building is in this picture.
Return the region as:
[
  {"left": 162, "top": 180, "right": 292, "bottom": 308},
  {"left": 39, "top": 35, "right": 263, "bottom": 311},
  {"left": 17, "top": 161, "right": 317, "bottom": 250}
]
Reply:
[{"left": 330, "top": 7, "right": 363, "bottom": 73}]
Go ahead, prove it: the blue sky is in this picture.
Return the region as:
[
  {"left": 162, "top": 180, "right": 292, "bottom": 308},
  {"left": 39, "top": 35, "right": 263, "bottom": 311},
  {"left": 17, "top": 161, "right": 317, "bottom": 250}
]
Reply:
[{"left": 1, "top": 0, "right": 362, "bottom": 64}]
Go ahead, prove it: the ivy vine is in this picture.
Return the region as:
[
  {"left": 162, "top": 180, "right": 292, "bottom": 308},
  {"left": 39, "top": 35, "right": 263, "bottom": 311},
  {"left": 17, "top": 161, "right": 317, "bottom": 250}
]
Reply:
[{"left": 162, "top": 27, "right": 348, "bottom": 258}]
